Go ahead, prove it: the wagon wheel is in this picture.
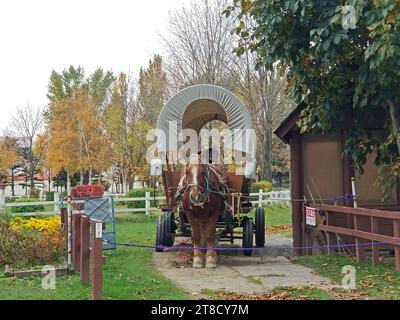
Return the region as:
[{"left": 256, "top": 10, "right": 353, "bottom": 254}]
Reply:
[
  {"left": 255, "top": 207, "right": 265, "bottom": 247},
  {"left": 163, "top": 211, "right": 176, "bottom": 247},
  {"left": 155, "top": 216, "right": 165, "bottom": 252},
  {"left": 242, "top": 218, "right": 254, "bottom": 256}
]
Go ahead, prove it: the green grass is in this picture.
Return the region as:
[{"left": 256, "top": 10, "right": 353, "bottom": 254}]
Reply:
[
  {"left": 264, "top": 205, "right": 292, "bottom": 227},
  {"left": 248, "top": 204, "right": 292, "bottom": 237},
  {"left": 293, "top": 255, "right": 400, "bottom": 300},
  {"left": 0, "top": 214, "right": 188, "bottom": 300},
  {"left": 248, "top": 204, "right": 291, "bottom": 226}
]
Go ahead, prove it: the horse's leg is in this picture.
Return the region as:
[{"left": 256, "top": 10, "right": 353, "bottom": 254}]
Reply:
[
  {"left": 205, "top": 212, "right": 219, "bottom": 269},
  {"left": 187, "top": 213, "right": 203, "bottom": 268}
]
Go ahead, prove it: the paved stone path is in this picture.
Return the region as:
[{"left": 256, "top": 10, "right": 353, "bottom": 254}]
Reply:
[{"left": 153, "top": 234, "right": 335, "bottom": 296}]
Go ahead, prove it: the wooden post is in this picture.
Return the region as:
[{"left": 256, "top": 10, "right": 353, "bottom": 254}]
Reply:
[
  {"left": 325, "top": 211, "right": 332, "bottom": 255},
  {"left": 394, "top": 220, "right": 400, "bottom": 272},
  {"left": 290, "top": 132, "right": 303, "bottom": 255},
  {"left": 0, "top": 190, "right": 5, "bottom": 206},
  {"left": 145, "top": 191, "right": 150, "bottom": 216},
  {"left": 342, "top": 130, "right": 354, "bottom": 245},
  {"left": 91, "top": 220, "right": 103, "bottom": 300},
  {"left": 67, "top": 197, "right": 72, "bottom": 267},
  {"left": 54, "top": 192, "right": 60, "bottom": 215},
  {"left": 353, "top": 215, "right": 365, "bottom": 262},
  {"left": 80, "top": 215, "right": 90, "bottom": 285},
  {"left": 72, "top": 213, "right": 82, "bottom": 272},
  {"left": 61, "top": 208, "right": 68, "bottom": 258},
  {"left": 371, "top": 217, "right": 380, "bottom": 267}
]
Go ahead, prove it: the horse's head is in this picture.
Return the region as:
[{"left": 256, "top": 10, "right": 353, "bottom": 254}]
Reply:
[{"left": 185, "top": 155, "right": 208, "bottom": 206}]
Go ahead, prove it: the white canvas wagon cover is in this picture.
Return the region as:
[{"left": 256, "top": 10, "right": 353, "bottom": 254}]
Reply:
[{"left": 156, "top": 84, "right": 256, "bottom": 177}]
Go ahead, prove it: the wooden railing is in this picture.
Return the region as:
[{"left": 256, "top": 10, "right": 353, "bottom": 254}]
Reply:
[{"left": 309, "top": 204, "right": 400, "bottom": 272}]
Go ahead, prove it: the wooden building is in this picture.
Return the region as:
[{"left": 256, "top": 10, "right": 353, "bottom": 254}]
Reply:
[{"left": 274, "top": 102, "right": 400, "bottom": 252}]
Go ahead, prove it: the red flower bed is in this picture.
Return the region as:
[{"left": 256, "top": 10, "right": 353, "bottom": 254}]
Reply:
[{"left": 72, "top": 184, "right": 105, "bottom": 198}]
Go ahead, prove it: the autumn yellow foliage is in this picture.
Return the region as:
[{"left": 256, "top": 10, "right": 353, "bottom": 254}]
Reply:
[{"left": 47, "top": 90, "right": 112, "bottom": 175}]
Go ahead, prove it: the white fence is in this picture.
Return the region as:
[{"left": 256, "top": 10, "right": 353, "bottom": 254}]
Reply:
[
  {"left": 0, "top": 189, "right": 291, "bottom": 216},
  {"left": 250, "top": 189, "right": 291, "bottom": 208}
]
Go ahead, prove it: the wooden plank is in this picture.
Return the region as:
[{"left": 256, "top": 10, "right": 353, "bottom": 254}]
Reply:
[
  {"left": 325, "top": 211, "right": 332, "bottom": 255},
  {"left": 91, "top": 221, "right": 103, "bottom": 300},
  {"left": 80, "top": 215, "right": 90, "bottom": 285},
  {"left": 72, "top": 214, "right": 82, "bottom": 272},
  {"left": 61, "top": 208, "right": 68, "bottom": 258},
  {"left": 318, "top": 224, "right": 400, "bottom": 246},
  {"left": 394, "top": 220, "right": 400, "bottom": 272},
  {"left": 4, "top": 201, "right": 56, "bottom": 207},
  {"left": 311, "top": 204, "right": 400, "bottom": 220},
  {"left": 371, "top": 217, "right": 379, "bottom": 267},
  {"left": 342, "top": 131, "right": 354, "bottom": 245},
  {"left": 290, "top": 132, "right": 303, "bottom": 254},
  {"left": 353, "top": 215, "right": 365, "bottom": 262}
]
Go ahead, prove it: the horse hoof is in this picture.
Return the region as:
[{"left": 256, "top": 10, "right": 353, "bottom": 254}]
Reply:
[
  {"left": 193, "top": 257, "right": 204, "bottom": 268},
  {"left": 205, "top": 258, "right": 217, "bottom": 269}
]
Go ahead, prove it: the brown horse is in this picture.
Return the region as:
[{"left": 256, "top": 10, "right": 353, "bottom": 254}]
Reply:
[{"left": 178, "top": 155, "right": 227, "bottom": 268}]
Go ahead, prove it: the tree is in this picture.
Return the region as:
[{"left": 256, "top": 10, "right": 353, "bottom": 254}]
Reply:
[
  {"left": 47, "top": 91, "right": 112, "bottom": 188},
  {"left": 231, "top": 51, "right": 293, "bottom": 180},
  {"left": 229, "top": 0, "right": 400, "bottom": 194},
  {"left": 47, "top": 65, "right": 85, "bottom": 103},
  {"left": 0, "top": 137, "right": 18, "bottom": 187},
  {"left": 87, "top": 68, "right": 116, "bottom": 110},
  {"left": 46, "top": 66, "right": 115, "bottom": 189},
  {"left": 162, "top": 0, "right": 237, "bottom": 91},
  {"left": 104, "top": 72, "right": 138, "bottom": 192},
  {"left": 8, "top": 105, "right": 44, "bottom": 196},
  {"left": 34, "top": 132, "right": 52, "bottom": 192},
  {"left": 137, "top": 55, "right": 168, "bottom": 126}
]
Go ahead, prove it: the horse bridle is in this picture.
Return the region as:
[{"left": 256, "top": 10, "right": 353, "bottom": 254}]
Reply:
[{"left": 184, "top": 162, "right": 212, "bottom": 208}]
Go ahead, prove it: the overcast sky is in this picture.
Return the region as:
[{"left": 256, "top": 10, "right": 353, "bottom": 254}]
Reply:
[{"left": 0, "top": 0, "right": 187, "bottom": 133}]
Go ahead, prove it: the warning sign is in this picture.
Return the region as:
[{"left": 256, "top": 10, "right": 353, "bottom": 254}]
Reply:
[{"left": 305, "top": 207, "right": 317, "bottom": 226}]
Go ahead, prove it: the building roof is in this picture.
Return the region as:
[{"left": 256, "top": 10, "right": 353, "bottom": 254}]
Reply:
[{"left": 273, "top": 101, "right": 305, "bottom": 144}]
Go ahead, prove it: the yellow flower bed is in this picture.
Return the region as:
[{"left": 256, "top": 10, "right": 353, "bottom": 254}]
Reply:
[{"left": 11, "top": 216, "right": 61, "bottom": 235}]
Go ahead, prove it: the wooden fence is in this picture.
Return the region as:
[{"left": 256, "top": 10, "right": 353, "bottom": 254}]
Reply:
[
  {"left": 61, "top": 211, "right": 103, "bottom": 300},
  {"left": 0, "top": 189, "right": 291, "bottom": 216},
  {"left": 309, "top": 203, "right": 400, "bottom": 272}
]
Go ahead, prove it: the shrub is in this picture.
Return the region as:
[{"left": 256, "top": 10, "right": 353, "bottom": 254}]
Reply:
[
  {"left": 72, "top": 184, "right": 105, "bottom": 198},
  {"left": 0, "top": 213, "right": 65, "bottom": 268},
  {"left": 11, "top": 198, "right": 45, "bottom": 214},
  {"left": 29, "top": 188, "right": 40, "bottom": 198},
  {"left": 101, "top": 181, "right": 111, "bottom": 191},
  {"left": 126, "top": 188, "right": 163, "bottom": 209},
  {"left": 45, "top": 191, "right": 56, "bottom": 201},
  {"left": 250, "top": 180, "right": 272, "bottom": 193}
]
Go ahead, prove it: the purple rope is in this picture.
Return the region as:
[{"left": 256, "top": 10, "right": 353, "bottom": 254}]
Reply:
[{"left": 105, "top": 240, "right": 394, "bottom": 252}]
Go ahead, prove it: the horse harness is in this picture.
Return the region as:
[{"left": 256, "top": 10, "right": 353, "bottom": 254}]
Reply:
[{"left": 175, "top": 163, "right": 229, "bottom": 210}]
